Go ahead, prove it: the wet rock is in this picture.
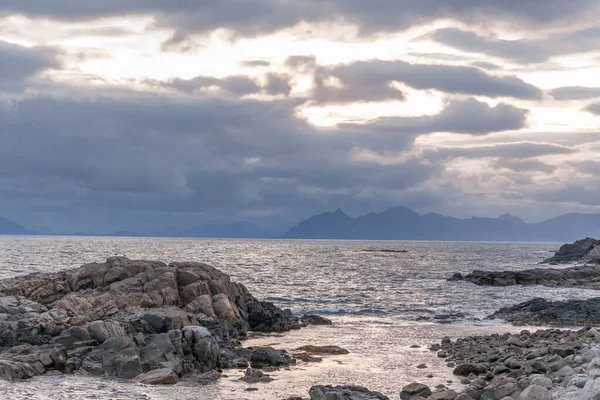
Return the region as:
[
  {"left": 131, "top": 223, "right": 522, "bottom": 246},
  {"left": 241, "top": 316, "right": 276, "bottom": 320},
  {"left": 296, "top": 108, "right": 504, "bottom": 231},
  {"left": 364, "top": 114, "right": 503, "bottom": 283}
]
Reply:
[
  {"left": 301, "top": 315, "right": 333, "bottom": 326},
  {"left": 239, "top": 367, "right": 272, "bottom": 383},
  {"left": 296, "top": 345, "right": 349, "bottom": 355},
  {"left": 454, "top": 363, "right": 482, "bottom": 376},
  {"left": 250, "top": 347, "right": 293, "bottom": 367},
  {"left": 310, "top": 385, "right": 389, "bottom": 400},
  {"left": 400, "top": 382, "right": 432, "bottom": 399},
  {"left": 489, "top": 298, "right": 600, "bottom": 326}
]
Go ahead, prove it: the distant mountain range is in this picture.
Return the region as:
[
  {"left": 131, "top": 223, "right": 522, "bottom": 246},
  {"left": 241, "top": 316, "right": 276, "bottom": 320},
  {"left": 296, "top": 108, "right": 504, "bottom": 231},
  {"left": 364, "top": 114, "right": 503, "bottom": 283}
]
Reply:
[
  {"left": 282, "top": 207, "right": 600, "bottom": 242},
  {"left": 3, "top": 208, "right": 600, "bottom": 241},
  {"left": 0, "top": 217, "right": 29, "bottom": 235}
]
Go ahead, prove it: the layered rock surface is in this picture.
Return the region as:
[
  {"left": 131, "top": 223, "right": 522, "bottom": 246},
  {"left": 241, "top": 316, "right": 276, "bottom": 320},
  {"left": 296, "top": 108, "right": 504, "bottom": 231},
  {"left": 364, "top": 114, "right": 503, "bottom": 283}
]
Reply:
[{"left": 0, "top": 257, "right": 303, "bottom": 381}]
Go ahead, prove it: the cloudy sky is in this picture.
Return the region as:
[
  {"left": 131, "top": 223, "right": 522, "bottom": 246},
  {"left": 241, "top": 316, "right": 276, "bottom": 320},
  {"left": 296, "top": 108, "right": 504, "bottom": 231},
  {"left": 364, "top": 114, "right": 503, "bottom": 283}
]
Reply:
[{"left": 1, "top": 1, "right": 600, "bottom": 233}]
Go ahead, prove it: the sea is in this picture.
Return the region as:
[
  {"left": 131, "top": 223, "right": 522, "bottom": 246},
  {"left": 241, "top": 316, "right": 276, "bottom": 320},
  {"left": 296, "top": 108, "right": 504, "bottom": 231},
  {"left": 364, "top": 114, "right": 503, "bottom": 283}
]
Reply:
[{"left": 1, "top": 236, "right": 598, "bottom": 399}]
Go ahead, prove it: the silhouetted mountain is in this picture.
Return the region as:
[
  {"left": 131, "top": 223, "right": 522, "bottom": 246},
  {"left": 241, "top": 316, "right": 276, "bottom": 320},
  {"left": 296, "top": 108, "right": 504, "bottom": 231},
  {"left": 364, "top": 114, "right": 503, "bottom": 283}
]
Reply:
[
  {"left": 282, "top": 208, "right": 600, "bottom": 242},
  {"left": 498, "top": 213, "right": 525, "bottom": 225},
  {"left": 0, "top": 217, "right": 30, "bottom": 235}
]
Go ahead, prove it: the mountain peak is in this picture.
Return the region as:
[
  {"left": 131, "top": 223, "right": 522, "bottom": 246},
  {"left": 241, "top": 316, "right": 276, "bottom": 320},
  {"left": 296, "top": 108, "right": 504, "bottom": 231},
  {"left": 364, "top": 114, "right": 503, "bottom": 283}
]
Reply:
[{"left": 498, "top": 213, "right": 525, "bottom": 225}]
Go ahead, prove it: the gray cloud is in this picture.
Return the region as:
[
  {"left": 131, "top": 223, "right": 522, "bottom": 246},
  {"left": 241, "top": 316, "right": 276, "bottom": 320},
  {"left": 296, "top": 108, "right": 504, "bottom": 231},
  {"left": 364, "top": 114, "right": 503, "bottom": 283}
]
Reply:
[
  {"left": 264, "top": 73, "right": 292, "bottom": 96},
  {"left": 0, "top": 41, "right": 60, "bottom": 90},
  {"left": 161, "top": 75, "right": 261, "bottom": 96},
  {"left": 241, "top": 60, "right": 271, "bottom": 67},
  {"left": 586, "top": 102, "right": 600, "bottom": 115},
  {"left": 0, "top": 89, "right": 527, "bottom": 231},
  {"left": 317, "top": 60, "right": 542, "bottom": 101},
  {"left": 550, "top": 86, "right": 600, "bottom": 100},
  {"left": 285, "top": 55, "right": 317, "bottom": 71},
  {"left": 429, "top": 26, "right": 600, "bottom": 64},
  {"left": 470, "top": 61, "right": 501, "bottom": 70},
  {"left": 2, "top": 1, "right": 597, "bottom": 37},
  {"left": 159, "top": 74, "right": 292, "bottom": 97},
  {"left": 492, "top": 158, "right": 557, "bottom": 174},
  {"left": 424, "top": 141, "right": 572, "bottom": 161}
]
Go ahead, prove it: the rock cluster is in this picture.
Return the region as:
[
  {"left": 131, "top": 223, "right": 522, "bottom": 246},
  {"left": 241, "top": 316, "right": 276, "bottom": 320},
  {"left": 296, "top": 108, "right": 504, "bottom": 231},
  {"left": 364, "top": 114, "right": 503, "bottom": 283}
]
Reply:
[
  {"left": 0, "top": 257, "right": 305, "bottom": 382},
  {"left": 420, "top": 327, "right": 600, "bottom": 399}
]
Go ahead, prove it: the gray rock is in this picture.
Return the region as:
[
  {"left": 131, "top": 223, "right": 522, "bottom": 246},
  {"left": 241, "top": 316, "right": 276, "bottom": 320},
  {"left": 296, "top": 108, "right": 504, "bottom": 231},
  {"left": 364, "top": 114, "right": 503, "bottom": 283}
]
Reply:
[
  {"left": 114, "top": 348, "right": 143, "bottom": 379},
  {"left": 400, "top": 382, "right": 432, "bottom": 399},
  {"left": 517, "top": 385, "right": 551, "bottom": 400},
  {"left": 135, "top": 368, "right": 179, "bottom": 385},
  {"left": 310, "top": 385, "right": 389, "bottom": 400}
]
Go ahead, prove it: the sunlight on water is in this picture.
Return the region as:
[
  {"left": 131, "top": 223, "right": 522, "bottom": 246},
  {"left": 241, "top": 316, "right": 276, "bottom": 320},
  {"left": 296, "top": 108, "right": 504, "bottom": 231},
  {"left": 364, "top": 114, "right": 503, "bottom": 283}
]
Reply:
[{"left": 0, "top": 236, "right": 597, "bottom": 398}]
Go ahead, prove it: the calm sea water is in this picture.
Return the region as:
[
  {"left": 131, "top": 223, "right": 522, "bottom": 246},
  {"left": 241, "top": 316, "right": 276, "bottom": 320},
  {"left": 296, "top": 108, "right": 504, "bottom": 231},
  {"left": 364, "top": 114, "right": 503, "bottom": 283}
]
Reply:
[{"left": 1, "top": 236, "right": 598, "bottom": 399}]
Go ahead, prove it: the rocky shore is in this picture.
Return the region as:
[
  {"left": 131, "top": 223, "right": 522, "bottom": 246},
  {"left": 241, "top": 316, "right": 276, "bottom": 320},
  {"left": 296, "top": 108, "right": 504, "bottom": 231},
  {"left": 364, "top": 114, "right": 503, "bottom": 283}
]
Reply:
[
  {"left": 0, "top": 256, "right": 328, "bottom": 384},
  {"left": 311, "top": 238, "right": 600, "bottom": 400}
]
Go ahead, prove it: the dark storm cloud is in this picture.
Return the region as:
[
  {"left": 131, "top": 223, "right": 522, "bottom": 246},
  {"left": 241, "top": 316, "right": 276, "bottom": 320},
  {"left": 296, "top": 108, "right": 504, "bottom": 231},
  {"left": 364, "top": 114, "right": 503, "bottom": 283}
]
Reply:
[
  {"left": 2, "top": 1, "right": 597, "bottom": 37},
  {"left": 585, "top": 102, "right": 600, "bottom": 115},
  {"left": 429, "top": 26, "right": 600, "bottom": 64},
  {"left": 0, "top": 91, "right": 526, "bottom": 225},
  {"left": 314, "top": 60, "right": 542, "bottom": 102},
  {"left": 550, "top": 87, "right": 600, "bottom": 100},
  {"left": 424, "top": 142, "right": 573, "bottom": 161},
  {"left": 0, "top": 41, "right": 61, "bottom": 90}
]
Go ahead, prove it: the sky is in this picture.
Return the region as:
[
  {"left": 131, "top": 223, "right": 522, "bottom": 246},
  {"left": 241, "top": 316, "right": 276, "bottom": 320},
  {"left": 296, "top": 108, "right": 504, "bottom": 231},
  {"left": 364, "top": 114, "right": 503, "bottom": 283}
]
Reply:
[{"left": 1, "top": 1, "right": 600, "bottom": 233}]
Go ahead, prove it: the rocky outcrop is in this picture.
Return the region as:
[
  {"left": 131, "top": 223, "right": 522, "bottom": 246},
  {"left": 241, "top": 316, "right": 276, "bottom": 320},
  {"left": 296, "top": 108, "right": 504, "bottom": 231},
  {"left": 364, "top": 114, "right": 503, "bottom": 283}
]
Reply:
[
  {"left": 448, "top": 264, "right": 600, "bottom": 289},
  {"left": 0, "top": 257, "right": 304, "bottom": 382},
  {"left": 489, "top": 297, "right": 600, "bottom": 326},
  {"left": 448, "top": 238, "right": 600, "bottom": 289},
  {"left": 543, "top": 238, "right": 600, "bottom": 264}
]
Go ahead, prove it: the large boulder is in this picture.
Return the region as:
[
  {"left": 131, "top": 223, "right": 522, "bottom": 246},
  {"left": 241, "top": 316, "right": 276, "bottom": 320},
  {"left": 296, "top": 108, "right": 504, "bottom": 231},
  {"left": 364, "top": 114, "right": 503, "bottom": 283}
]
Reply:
[{"left": 310, "top": 385, "right": 389, "bottom": 400}]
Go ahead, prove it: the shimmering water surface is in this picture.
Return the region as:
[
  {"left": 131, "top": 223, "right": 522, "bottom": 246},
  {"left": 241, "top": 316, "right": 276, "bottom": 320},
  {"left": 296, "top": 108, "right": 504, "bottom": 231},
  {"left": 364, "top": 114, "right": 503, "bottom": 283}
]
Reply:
[{"left": 0, "top": 236, "right": 597, "bottom": 399}]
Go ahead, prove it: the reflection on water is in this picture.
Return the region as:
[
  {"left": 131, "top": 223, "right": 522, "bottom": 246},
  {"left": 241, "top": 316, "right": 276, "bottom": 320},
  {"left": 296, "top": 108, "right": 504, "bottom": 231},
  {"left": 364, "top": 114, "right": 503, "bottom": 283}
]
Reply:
[{"left": 0, "top": 236, "right": 596, "bottom": 398}]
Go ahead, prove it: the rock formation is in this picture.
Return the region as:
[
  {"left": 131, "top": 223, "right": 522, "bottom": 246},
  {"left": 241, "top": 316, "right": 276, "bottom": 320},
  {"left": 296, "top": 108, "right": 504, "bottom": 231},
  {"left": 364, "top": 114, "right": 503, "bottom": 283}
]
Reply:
[
  {"left": 448, "top": 265, "right": 600, "bottom": 289},
  {"left": 0, "top": 257, "right": 303, "bottom": 382},
  {"left": 543, "top": 237, "right": 600, "bottom": 264}
]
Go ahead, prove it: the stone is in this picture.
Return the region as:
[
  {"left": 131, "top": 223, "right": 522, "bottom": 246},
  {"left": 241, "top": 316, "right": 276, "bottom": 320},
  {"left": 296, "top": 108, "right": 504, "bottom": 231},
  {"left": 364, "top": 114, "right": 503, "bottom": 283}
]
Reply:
[
  {"left": 454, "top": 363, "right": 481, "bottom": 376},
  {"left": 135, "top": 368, "right": 179, "bottom": 385},
  {"left": 429, "top": 390, "right": 458, "bottom": 400},
  {"left": 517, "top": 385, "right": 551, "bottom": 400},
  {"left": 400, "top": 383, "right": 432, "bottom": 400},
  {"left": 250, "top": 347, "right": 286, "bottom": 366},
  {"left": 114, "top": 348, "right": 143, "bottom": 379},
  {"left": 296, "top": 345, "right": 349, "bottom": 355},
  {"left": 301, "top": 315, "right": 333, "bottom": 326},
  {"left": 310, "top": 385, "right": 389, "bottom": 400}
]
